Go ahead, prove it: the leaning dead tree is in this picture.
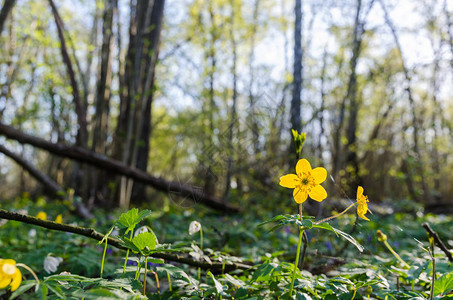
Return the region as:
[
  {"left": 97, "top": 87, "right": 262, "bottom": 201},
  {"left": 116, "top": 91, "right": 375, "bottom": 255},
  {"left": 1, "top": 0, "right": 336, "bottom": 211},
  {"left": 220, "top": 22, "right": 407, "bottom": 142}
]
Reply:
[{"left": 0, "top": 122, "right": 240, "bottom": 213}]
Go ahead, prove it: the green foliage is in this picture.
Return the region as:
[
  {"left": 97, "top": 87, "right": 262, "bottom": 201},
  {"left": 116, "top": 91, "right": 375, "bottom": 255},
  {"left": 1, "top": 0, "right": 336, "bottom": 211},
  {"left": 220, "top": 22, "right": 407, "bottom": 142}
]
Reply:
[{"left": 115, "top": 209, "right": 152, "bottom": 233}]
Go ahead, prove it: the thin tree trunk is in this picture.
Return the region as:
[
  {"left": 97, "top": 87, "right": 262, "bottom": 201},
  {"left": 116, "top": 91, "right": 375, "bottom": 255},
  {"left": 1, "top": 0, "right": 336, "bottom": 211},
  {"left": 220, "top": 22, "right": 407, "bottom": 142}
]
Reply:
[
  {"left": 318, "top": 47, "right": 328, "bottom": 164},
  {"left": 48, "top": 0, "right": 87, "bottom": 148},
  {"left": 224, "top": 0, "right": 238, "bottom": 200},
  {"left": 0, "top": 0, "right": 15, "bottom": 35},
  {"left": 248, "top": 0, "right": 260, "bottom": 155},
  {"left": 344, "top": 0, "right": 363, "bottom": 189},
  {"left": 130, "top": 0, "right": 166, "bottom": 204},
  {"left": 379, "top": 0, "right": 429, "bottom": 202},
  {"left": 291, "top": 0, "right": 303, "bottom": 147}
]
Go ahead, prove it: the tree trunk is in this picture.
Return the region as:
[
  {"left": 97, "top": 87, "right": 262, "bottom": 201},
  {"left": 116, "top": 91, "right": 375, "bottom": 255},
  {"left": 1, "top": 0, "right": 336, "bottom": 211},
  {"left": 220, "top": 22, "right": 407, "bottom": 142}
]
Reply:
[
  {"left": 0, "top": 0, "right": 15, "bottom": 35},
  {"left": 130, "top": 0, "right": 166, "bottom": 204},
  {"left": 379, "top": 0, "right": 430, "bottom": 202},
  {"left": 344, "top": 0, "right": 363, "bottom": 190},
  {"left": 290, "top": 0, "right": 303, "bottom": 159}
]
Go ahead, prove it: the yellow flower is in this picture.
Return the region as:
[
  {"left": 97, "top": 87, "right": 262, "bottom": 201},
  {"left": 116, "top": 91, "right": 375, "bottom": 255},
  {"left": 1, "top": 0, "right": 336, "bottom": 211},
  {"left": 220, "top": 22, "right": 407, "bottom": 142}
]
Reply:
[
  {"left": 356, "top": 186, "right": 370, "bottom": 221},
  {"left": 36, "top": 212, "right": 47, "bottom": 221},
  {"left": 0, "top": 259, "right": 22, "bottom": 291},
  {"left": 55, "top": 214, "right": 63, "bottom": 224},
  {"left": 280, "top": 159, "right": 328, "bottom": 203}
]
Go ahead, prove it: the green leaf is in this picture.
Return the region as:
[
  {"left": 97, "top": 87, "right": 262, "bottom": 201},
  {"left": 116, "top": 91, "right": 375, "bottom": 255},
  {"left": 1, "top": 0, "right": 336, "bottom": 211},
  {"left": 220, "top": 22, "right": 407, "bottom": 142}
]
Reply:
[
  {"left": 258, "top": 214, "right": 288, "bottom": 227},
  {"left": 207, "top": 271, "right": 224, "bottom": 295},
  {"left": 312, "top": 223, "right": 364, "bottom": 252},
  {"left": 115, "top": 209, "right": 151, "bottom": 232},
  {"left": 434, "top": 272, "right": 453, "bottom": 296},
  {"left": 132, "top": 231, "right": 158, "bottom": 251},
  {"left": 250, "top": 262, "right": 278, "bottom": 282},
  {"left": 10, "top": 281, "right": 37, "bottom": 300},
  {"left": 156, "top": 264, "right": 196, "bottom": 285}
]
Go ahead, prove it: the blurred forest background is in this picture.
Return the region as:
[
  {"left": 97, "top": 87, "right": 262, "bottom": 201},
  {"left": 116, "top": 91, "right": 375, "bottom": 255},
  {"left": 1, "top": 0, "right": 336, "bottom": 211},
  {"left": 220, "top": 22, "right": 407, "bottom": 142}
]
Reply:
[{"left": 1, "top": 0, "right": 452, "bottom": 215}]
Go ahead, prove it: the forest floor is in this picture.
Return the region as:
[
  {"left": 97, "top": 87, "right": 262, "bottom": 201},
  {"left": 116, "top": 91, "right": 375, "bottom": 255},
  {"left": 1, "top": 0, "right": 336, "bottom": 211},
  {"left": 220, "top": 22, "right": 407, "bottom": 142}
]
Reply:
[{"left": 0, "top": 196, "right": 452, "bottom": 299}]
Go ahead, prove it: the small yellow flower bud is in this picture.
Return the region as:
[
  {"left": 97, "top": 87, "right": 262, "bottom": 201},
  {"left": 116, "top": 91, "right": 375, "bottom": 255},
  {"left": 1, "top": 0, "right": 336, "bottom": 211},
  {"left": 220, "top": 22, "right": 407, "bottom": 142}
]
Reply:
[{"left": 377, "top": 230, "right": 387, "bottom": 242}]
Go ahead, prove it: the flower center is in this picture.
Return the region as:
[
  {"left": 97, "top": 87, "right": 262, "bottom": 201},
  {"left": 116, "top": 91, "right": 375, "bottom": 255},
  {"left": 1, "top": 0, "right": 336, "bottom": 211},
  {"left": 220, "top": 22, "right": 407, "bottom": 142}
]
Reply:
[
  {"left": 2, "top": 263, "right": 16, "bottom": 275},
  {"left": 299, "top": 172, "right": 316, "bottom": 190}
]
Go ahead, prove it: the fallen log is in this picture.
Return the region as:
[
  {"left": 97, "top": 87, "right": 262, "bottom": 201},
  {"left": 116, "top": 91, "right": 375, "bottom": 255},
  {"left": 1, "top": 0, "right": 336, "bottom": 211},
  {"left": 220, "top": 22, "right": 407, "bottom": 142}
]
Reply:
[
  {"left": 0, "top": 144, "right": 93, "bottom": 219},
  {"left": 0, "top": 122, "right": 239, "bottom": 213},
  {"left": 0, "top": 209, "right": 252, "bottom": 272}
]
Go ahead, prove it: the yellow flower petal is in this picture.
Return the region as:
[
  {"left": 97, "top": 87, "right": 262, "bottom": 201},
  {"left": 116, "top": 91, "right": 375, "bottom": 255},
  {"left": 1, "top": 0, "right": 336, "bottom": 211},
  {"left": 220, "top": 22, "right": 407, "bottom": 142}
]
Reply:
[
  {"left": 0, "top": 277, "right": 11, "bottom": 289},
  {"left": 357, "top": 203, "right": 369, "bottom": 221},
  {"left": 10, "top": 270, "right": 21, "bottom": 291},
  {"left": 311, "top": 167, "right": 327, "bottom": 184},
  {"left": 296, "top": 159, "right": 311, "bottom": 175},
  {"left": 279, "top": 174, "right": 300, "bottom": 188},
  {"left": 293, "top": 187, "right": 308, "bottom": 204},
  {"left": 1, "top": 259, "right": 16, "bottom": 266},
  {"left": 358, "top": 213, "right": 370, "bottom": 221},
  {"left": 36, "top": 212, "right": 47, "bottom": 221},
  {"left": 308, "top": 185, "right": 327, "bottom": 202},
  {"left": 55, "top": 214, "right": 63, "bottom": 224},
  {"left": 357, "top": 186, "right": 364, "bottom": 200}
]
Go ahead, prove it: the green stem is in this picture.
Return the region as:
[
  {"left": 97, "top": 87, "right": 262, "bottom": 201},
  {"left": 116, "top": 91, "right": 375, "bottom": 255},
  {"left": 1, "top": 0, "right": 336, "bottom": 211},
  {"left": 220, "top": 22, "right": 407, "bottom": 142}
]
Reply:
[
  {"left": 143, "top": 256, "right": 148, "bottom": 296},
  {"left": 167, "top": 271, "right": 172, "bottom": 292},
  {"left": 383, "top": 240, "right": 410, "bottom": 269},
  {"left": 350, "top": 288, "right": 357, "bottom": 300},
  {"left": 122, "top": 229, "right": 134, "bottom": 278},
  {"left": 16, "top": 263, "right": 40, "bottom": 284},
  {"left": 289, "top": 227, "right": 305, "bottom": 296},
  {"left": 314, "top": 203, "right": 356, "bottom": 225},
  {"left": 198, "top": 227, "right": 203, "bottom": 282},
  {"left": 100, "top": 238, "right": 108, "bottom": 278}
]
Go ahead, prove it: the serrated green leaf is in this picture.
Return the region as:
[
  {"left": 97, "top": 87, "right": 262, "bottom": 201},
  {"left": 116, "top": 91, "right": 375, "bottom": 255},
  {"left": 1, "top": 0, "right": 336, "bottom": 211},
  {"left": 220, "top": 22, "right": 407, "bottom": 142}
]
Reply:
[
  {"left": 132, "top": 231, "right": 158, "bottom": 251},
  {"left": 115, "top": 208, "right": 151, "bottom": 231},
  {"left": 434, "top": 272, "right": 453, "bottom": 296}
]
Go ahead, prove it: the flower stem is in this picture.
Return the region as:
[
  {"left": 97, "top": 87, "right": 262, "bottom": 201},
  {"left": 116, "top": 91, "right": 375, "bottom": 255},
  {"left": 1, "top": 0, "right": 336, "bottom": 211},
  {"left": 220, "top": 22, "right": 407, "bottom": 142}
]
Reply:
[
  {"left": 198, "top": 227, "right": 203, "bottom": 281},
  {"left": 289, "top": 226, "right": 305, "bottom": 296},
  {"left": 314, "top": 203, "right": 357, "bottom": 225},
  {"left": 100, "top": 238, "right": 108, "bottom": 278},
  {"left": 143, "top": 256, "right": 148, "bottom": 296},
  {"left": 122, "top": 229, "right": 134, "bottom": 278},
  {"left": 16, "top": 263, "right": 40, "bottom": 284},
  {"left": 167, "top": 271, "right": 172, "bottom": 292},
  {"left": 153, "top": 271, "right": 160, "bottom": 294},
  {"left": 383, "top": 240, "right": 410, "bottom": 269},
  {"left": 350, "top": 288, "right": 357, "bottom": 300}
]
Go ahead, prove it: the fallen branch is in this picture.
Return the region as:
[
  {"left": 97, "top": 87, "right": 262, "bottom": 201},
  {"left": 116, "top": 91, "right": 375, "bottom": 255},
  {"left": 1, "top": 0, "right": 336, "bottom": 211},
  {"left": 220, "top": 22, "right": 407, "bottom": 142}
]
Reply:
[
  {"left": 0, "top": 123, "right": 239, "bottom": 213},
  {"left": 422, "top": 222, "right": 453, "bottom": 262},
  {"left": 0, "top": 144, "right": 93, "bottom": 219},
  {"left": 0, "top": 209, "right": 252, "bottom": 272}
]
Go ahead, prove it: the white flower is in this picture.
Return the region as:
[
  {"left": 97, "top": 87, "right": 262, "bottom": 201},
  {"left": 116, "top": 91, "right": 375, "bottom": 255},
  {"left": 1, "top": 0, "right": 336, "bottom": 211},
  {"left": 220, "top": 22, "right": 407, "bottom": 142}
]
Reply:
[
  {"left": 134, "top": 226, "right": 149, "bottom": 237},
  {"left": 44, "top": 256, "right": 63, "bottom": 274},
  {"left": 28, "top": 229, "right": 37, "bottom": 238},
  {"left": 0, "top": 219, "right": 7, "bottom": 227},
  {"left": 17, "top": 209, "right": 28, "bottom": 215},
  {"left": 189, "top": 221, "right": 201, "bottom": 235}
]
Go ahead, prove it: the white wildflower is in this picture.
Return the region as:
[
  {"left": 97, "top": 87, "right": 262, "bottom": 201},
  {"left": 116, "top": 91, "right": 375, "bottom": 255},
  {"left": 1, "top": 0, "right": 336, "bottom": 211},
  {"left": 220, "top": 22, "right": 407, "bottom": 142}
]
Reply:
[
  {"left": 189, "top": 221, "right": 201, "bottom": 235},
  {"left": 134, "top": 226, "right": 149, "bottom": 237},
  {"left": 28, "top": 229, "right": 37, "bottom": 238},
  {"left": 44, "top": 256, "right": 63, "bottom": 274}
]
